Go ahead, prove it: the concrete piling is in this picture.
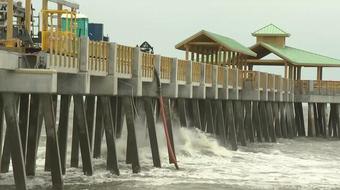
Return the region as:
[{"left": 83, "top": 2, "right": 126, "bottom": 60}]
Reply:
[
  {"left": 252, "top": 101, "right": 262, "bottom": 142},
  {"left": 123, "top": 97, "right": 140, "bottom": 173},
  {"left": 58, "top": 95, "right": 71, "bottom": 175},
  {"left": 40, "top": 94, "right": 63, "bottom": 190},
  {"left": 234, "top": 101, "right": 246, "bottom": 146},
  {"left": 244, "top": 101, "right": 254, "bottom": 143},
  {"left": 73, "top": 95, "right": 93, "bottom": 176},
  {"left": 25, "top": 94, "right": 43, "bottom": 176},
  {"left": 224, "top": 101, "right": 237, "bottom": 151},
  {"left": 266, "top": 102, "right": 276, "bottom": 142},
  {"left": 2, "top": 93, "right": 27, "bottom": 190},
  {"left": 144, "top": 98, "right": 161, "bottom": 168},
  {"left": 99, "top": 96, "right": 120, "bottom": 175},
  {"left": 273, "top": 102, "right": 282, "bottom": 138}
]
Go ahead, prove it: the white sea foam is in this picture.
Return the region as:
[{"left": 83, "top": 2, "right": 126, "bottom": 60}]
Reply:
[{"left": 1, "top": 117, "right": 340, "bottom": 189}]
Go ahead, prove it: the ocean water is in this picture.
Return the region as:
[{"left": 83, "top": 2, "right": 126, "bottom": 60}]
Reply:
[{"left": 1, "top": 106, "right": 340, "bottom": 190}]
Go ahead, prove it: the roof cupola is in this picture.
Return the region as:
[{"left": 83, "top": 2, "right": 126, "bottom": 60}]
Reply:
[{"left": 252, "top": 24, "right": 290, "bottom": 47}]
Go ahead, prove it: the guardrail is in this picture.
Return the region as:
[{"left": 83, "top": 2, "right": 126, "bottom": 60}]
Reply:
[
  {"left": 238, "top": 70, "right": 243, "bottom": 88},
  {"left": 47, "top": 32, "right": 79, "bottom": 73},
  {"left": 268, "top": 74, "right": 274, "bottom": 90},
  {"left": 192, "top": 62, "right": 201, "bottom": 83},
  {"left": 160, "top": 56, "right": 172, "bottom": 81},
  {"left": 259, "top": 72, "right": 267, "bottom": 89},
  {"left": 242, "top": 71, "right": 258, "bottom": 89},
  {"left": 205, "top": 64, "right": 212, "bottom": 84},
  {"left": 116, "top": 44, "right": 133, "bottom": 78},
  {"left": 217, "top": 66, "right": 224, "bottom": 86},
  {"left": 88, "top": 41, "right": 109, "bottom": 75},
  {"left": 177, "top": 59, "right": 188, "bottom": 82},
  {"left": 142, "top": 53, "right": 155, "bottom": 80}
]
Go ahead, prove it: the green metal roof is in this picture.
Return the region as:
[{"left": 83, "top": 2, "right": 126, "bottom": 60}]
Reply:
[
  {"left": 252, "top": 24, "right": 290, "bottom": 37},
  {"left": 258, "top": 42, "right": 340, "bottom": 66},
  {"left": 175, "top": 30, "right": 257, "bottom": 57}
]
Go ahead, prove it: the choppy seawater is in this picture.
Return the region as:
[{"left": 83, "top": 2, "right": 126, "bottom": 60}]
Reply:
[{"left": 1, "top": 108, "right": 340, "bottom": 190}]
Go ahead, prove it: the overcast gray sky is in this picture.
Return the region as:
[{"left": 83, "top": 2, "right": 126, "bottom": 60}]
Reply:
[{"left": 38, "top": 0, "right": 340, "bottom": 80}]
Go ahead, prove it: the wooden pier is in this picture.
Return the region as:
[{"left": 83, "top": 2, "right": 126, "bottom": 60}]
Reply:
[{"left": 1, "top": 1, "right": 340, "bottom": 189}]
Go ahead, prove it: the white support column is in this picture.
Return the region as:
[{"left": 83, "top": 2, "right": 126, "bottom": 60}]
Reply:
[{"left": 79, "top": 36, "right": 89, "bottom": 72}]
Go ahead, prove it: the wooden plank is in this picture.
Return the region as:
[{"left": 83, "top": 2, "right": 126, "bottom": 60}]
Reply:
[
  {"left": 2, "top": 93, "right": 27, "bottom": 190},
  {"left": 143, "top": 98, "right": 161, "bottom": 168},
  {"left": 57, "top": 95, "right": 71, "bottom": 175},
  {"left": 40, "top": 94, "right": 63, "bottom": 189},
  {"left": 99, "top": 96, "right": 120, "bottom": 175},
  {"left": 122, "top": 97, "right": 140, "bottom": 173},
  {"left": 73, "top": 95, "right": 93, "bottom": 175},
  {"left": 25, "top": 94, "right": 43, "bottom": 176}
]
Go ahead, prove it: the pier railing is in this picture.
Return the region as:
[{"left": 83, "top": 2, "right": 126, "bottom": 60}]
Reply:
[
  {"left": 160, "top": 56, "right": 172, "bottom": 82},
  {"left": 88, "top": 41, "right": 109, "bottom": 76},
  {"left": 116, "top": 44, "right": 133, "bottom": 78},
  {"left": 192, "top": 61, "right": 201, "bottom": 84},
  {"left": 177, "top": 59, "right": 188, "bottom": 83},
  {"left": 205, "top": 64, "right": 213, "bottom": 85},
  {"left": 47, "top": 32, "right": 80, "bottom": 73},
  {"left": 33, "top": 36, "right": 326, "bottom": 100},
  {"left": 294, "top": 80, "right": 340, "bottom": 96},
  {"left": 142, "top": 53, "right": 155, "bottom": 80},
  {"left": 217, "top": 66, "right": 225, "bottom": 86}
]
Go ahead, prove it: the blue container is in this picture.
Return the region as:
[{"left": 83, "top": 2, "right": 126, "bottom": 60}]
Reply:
[{"left": 88, "top": 23, "right": 104, "bottom": 41}]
